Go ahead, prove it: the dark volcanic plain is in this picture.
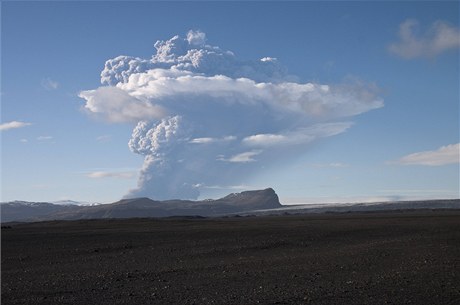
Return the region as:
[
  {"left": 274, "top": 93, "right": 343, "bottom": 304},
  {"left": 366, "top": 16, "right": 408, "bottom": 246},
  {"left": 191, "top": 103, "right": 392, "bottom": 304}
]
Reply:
[{"left": 2, "top": 211, "right": 460, "bottom": 305}]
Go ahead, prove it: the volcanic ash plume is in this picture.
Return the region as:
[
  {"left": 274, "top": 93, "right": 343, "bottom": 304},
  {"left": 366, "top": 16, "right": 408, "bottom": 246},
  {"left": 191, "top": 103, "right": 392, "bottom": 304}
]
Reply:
[
  {"left": 126, "top": 116, "right": 200, "bottom": 200},
  {"left": 79, "top": 30, "right": 383, "bottom": 200}
]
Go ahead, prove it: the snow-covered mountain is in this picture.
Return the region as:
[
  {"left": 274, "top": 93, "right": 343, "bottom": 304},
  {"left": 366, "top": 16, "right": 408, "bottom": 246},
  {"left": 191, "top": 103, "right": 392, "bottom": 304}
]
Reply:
[{"left": 52, "top": 200, "right": 101, "bottom": 206}]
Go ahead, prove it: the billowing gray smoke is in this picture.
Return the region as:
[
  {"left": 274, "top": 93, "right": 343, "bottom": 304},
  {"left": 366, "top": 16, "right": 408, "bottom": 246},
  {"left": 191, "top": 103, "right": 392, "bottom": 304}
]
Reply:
[
  {"left": 126, "top": 116, "right": 199, "bottom": 199},
  {"left": 79, "top": 30, "right": 383, "bottom": 200}
]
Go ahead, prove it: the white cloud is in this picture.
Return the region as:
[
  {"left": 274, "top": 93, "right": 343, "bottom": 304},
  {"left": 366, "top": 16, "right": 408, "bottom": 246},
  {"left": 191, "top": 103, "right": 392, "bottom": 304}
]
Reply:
[
  {"left": 243, "top": 134, "right": 287, "bottom": 146},
  {"left": 388, "top": 19, "right": 460, "bottom": 59},
  {"left": 391, "top": 143, "right": 459, "bottom": 166},
  {"left": 187, "top": 30, "right": 206, "bottom": 46},
  {"left": 86, "top": 171, "right": 136, "bottom": 179},
  {"left": 37, "top": 136, "right": 53, "bottom": 141},
  {"left": 189, "top": 136, "right": 236, "bottom": 144},
  {"left": 20, "top": 139, "right": 28, "bottom": 143},
  {"left": 0, "top": 121, "right": 32, "bottom": 131},
  {"left": 260, "top": 57, "right": 277, "bottom": 62},
  {"left": 311, "top": 162, "right": 349, "bottom": 168},
  {"left": 96, "top": 135, "right": 112, "bottom": 142},
  {"left": 218, "top": 150, "right": 262, "bottom": 163},
  {"left": 41, "top": 78, "right": 59, "bottom": 90},
  {"left": 112, "top": 70, "right": 382, "bottom": 121},
  {"left": 79, "top": 86, "right": 167, "bottom": 123},
  {"left": 243, "top": 122, "right": 353, "bottom": 147},
  {"left": 189, "top": 137, "right": 217, "bottom": 144}
]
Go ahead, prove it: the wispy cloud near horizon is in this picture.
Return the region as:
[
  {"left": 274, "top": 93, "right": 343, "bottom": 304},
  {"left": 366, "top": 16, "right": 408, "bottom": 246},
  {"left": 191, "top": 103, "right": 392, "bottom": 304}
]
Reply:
[
  {"left": 41, "top": 78, "right": 59, "bottom": 90},
  {"left": 389, "top": 143, "right": 459, "bottom": 166},
  {"left": 37, "top": 136, "right": 53, "bottom": 141},
  {"left": 86, "top": 171, "right": 136, "bottom": 179},
  {"left": 310, "top": 162, "right": 350, "bottom": 168},
  {"left": 0, "top": 121, "right": 32, "bottom": 131},
  {"left": 217, "top": 150, "right": 262, "bottom": 163}
]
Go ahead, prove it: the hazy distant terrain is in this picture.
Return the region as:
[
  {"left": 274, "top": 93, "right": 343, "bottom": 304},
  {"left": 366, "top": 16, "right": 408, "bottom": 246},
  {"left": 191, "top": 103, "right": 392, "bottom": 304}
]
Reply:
[
  {"left": 246, "top": 198, "right": 460, "bottom": 215},
  {"left": 1, "top": 188, "right": 459, "bottom": 223}
]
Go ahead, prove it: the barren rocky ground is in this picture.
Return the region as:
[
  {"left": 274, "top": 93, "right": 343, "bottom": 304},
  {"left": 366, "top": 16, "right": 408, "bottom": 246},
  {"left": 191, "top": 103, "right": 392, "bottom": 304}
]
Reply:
[{"left": 2, "top": 211, "right": 460, "bottom": 304}]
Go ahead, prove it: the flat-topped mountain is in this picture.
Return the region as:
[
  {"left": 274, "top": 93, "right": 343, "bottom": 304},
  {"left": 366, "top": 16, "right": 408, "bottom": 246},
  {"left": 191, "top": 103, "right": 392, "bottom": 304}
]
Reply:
[{"left": 1, "top": 188, "right": 281, "bottom": 222}]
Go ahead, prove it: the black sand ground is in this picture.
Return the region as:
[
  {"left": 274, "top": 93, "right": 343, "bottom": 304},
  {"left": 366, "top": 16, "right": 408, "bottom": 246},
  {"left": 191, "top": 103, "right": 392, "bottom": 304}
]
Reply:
[{"left": 2, "top": 211, "right": 460, "bottom": 304}]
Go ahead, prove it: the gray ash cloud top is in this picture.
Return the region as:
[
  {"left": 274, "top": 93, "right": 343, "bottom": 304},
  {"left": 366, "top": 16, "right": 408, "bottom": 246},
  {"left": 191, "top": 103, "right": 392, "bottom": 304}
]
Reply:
[{"left": 100, "top": 30, "right": 287, "bottom": 86}]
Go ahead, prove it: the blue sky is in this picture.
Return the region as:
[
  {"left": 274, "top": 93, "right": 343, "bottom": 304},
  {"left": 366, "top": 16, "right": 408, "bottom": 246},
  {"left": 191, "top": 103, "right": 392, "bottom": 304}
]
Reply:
[{"left": 1, "top": 1, "right": 459, "bottom": 204}]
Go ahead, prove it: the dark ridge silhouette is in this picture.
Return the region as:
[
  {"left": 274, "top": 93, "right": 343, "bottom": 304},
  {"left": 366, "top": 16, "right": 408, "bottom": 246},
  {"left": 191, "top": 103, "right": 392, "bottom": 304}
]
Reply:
[{"left": 1, "top": 188, "right": 281, "bottom": 222}]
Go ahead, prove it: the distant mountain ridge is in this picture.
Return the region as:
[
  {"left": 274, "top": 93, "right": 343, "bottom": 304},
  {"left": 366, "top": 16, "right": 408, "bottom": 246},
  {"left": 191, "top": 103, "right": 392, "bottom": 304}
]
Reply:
[
  {"left": 1, "top": 188, "right": 281, "bottom": 222},
  {"left": 2, "top": 190, "right": 459, "bottom": 223}
]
